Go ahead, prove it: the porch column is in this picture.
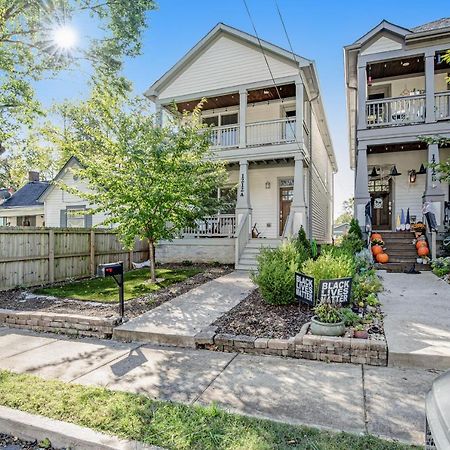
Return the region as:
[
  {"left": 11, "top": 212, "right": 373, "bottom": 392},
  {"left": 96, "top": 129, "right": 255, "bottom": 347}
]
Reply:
[
  {"left": 425, "top": 51, "right": 436, "bottom": 124},
  {"left": 239, "top": 89, "right": 247, "bottom": 148},
  {"left": 357, "top": 63, "right": 367, "bottom": 130},
  {"left": 235, "top": 159, "right": 251, "bottom": 225},
  {"left": 155, "top": 101, "right": 163, "bottom": 127},
  {"left": 291, "top": 153, "right": 307, "bottom": 235},
  {"left": 295, "top": 79, "right": 304, "bottom": 145},
  {"left": 354, "top": 143, "right": 371, "bottom": 229},
  {"left": 423, "top": 143, "right": 445, "bottom": 227}
]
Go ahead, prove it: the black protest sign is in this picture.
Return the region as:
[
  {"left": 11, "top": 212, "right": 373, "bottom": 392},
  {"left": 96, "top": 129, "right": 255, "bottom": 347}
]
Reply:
[
  {"left": 295, "top": 273, "right": 315, "bottom": 306},
  {"left": 318, "top": 278, "right": 352, "bottom": 305}
]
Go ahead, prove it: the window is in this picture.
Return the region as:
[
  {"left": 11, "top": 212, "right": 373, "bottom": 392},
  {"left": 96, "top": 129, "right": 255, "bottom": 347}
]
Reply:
[
  {"left": 66, "top": 206, "right": 86, "bottom": 228},
  {"left": 221, "top": 113, "right": 238, "bottom": 126},
  {"left": 202, "top": 112, "right": 238, "bottom": 127}
]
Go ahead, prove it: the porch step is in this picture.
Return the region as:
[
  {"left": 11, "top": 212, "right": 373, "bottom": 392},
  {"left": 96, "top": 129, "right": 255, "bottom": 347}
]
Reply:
[
  {"left": 236, "top": 238, "right": 282, "bottom": 271},
  {"left": 376, "top": 262, "right": 432, "bottom": 272}
]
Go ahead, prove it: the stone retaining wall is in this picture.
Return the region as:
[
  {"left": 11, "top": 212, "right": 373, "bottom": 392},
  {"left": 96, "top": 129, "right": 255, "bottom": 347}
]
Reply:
[
  {"left": 0, "top": 309, "right": 119, "bottom": 339},
  {"left": 195, "top": 323, "right": 387, "bottom": 366}
]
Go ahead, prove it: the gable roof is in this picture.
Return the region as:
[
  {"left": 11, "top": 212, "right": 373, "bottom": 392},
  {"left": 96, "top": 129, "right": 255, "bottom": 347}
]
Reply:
[
  {"left": 412, "top": 17, "right": 450, "bottom": 33},
  {"left": 37, "top": 156, "right": 82, "bottom": 202},
  {"left": 0, "top": 181, "right": 49, "bottom": 209},
  {"left": 347, "top": 20, "right": 411, "bottom": 48},
  {"left": 146, "top": 22, "right": 311, "bottom": 98}
]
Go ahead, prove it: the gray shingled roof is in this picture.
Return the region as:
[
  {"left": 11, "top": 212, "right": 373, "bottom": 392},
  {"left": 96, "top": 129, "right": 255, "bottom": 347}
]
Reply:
[
  {"left": 0, "top": 181, "right": 49, "bottom": 208},
  {"left": 412, "top": 18, "right": 450, "bottom": 33}
]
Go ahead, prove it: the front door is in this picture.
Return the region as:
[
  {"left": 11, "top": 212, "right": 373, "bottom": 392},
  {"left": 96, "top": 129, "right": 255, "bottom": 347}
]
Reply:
[
  {"left": 279, "top": 187, "right": 293, "bottom": 235},
  {"left": 369, "top": 178, "right": 392, "bottom": 230}
]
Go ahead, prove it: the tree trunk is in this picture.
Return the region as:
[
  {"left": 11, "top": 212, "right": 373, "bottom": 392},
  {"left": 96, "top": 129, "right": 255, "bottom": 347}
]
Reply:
[{"left": 148, "top": 240, "right": 156, "bottom": 283}]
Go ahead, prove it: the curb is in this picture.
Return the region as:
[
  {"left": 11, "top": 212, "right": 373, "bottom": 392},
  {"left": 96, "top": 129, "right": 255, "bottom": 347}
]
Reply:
[{"left": 0, "top": 405, "right": 164, "bottom": 450}]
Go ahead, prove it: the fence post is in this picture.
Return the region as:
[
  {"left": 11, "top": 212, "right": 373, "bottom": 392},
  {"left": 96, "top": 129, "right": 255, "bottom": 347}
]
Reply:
[
  {"left": 48, "top": 229, "right": 55, "bottom": 284},
  {"left": 90, "top": 230, "right": 96, "bottom": 277}
]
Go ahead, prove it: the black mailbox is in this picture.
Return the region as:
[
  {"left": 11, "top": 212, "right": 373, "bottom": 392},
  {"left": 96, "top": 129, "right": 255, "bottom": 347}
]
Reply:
[
  {"left": 97, "top": 261, "right": 125, "bottom": 319},
  {"left": 98, "top": 262, "right": 123, "bottom": 278}
]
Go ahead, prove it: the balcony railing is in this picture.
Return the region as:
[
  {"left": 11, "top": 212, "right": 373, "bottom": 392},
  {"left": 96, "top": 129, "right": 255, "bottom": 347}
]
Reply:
[
  {"left": 246, "top": 117, "right": 296, "bottom": 147},
  {"left": 366, "top": 95, "right": 426, "bottom": 128},
  {"left": 182, "top": 214, "right": 236, "bottom": 238},
  {"left": 435, "top": 92, "right": 450, "bottom": 121},
  {"left": 209, "top": 125, "right": 239, "bottom": 148}
]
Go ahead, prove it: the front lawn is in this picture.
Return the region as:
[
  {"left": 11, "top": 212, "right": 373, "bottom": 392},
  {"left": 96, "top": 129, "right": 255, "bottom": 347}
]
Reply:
[
  {"left": 34, "top": 267, "right": 201, "bottom": 303},
  {"left": 0, "top": 371, "right": 416, "bottom": 450}
]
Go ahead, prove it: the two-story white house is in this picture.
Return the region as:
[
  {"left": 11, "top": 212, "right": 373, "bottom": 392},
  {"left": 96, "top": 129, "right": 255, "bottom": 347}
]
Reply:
[
  {"left": 345, "top": 18, "right": 450, "bottom": 259},
  {"left": 147, "top": 23, "right": 337, "bottom": 269}
]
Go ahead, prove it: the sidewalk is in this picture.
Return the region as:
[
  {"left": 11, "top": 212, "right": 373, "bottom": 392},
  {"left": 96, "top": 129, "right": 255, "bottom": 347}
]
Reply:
[
  {"left": 113, "top": 271, "right": 255, "bottom": 346},
  {"left": 0, "top": 328, "right": 439, "bottom": 446},
  {"left": 379, "top": 271, "right": 450, "bottom": 370}
]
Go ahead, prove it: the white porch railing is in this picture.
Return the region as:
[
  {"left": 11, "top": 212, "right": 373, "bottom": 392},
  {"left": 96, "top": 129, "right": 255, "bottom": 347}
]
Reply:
[
  {"left": 182, "top": 214, "right": 236, "bottom": 237},
  {"left": 246, "top": 117, "right": 296, "bottom": 147},
  {"left": 366, "top": 95, "right": 426, "bottom": 127},
  {"left": 435, "top": 92, "right": 450, "bottom": 120},
  {"left": 209, "top": 125, "right": 239, "bottom": 148}
]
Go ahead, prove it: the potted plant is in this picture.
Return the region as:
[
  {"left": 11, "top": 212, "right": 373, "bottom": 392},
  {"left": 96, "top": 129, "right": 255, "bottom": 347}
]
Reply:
[
  {"left": 310, "top": 303, "right": 345, "bottom": 337},
  {"left": 353, "top": 324, "right": 368, "bottom": 339}
]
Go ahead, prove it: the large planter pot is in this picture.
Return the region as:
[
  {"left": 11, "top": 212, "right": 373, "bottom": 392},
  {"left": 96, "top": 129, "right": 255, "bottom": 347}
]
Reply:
[{"left": 310, "top": 316, "right": 345, "bottom": 337}]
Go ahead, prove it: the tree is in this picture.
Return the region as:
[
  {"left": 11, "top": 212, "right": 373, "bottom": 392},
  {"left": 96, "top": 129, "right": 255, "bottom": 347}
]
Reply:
[
  {"left": 57, "top": 89, "right": 227, "bottom": 282},
  {"left": 335, "top": 197, "right": 354, "bottom": 225},
  {"left": 0, "top": 0, "right": 156, "bottom": 151}
]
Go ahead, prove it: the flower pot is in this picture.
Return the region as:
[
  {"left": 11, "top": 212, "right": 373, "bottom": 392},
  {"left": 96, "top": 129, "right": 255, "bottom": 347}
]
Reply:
[
  {"left": 353, "top": 330, "right": 369, "bottom": 339},
  {"left": 310, "top": 316, "right": 345, "bottom": 337}
]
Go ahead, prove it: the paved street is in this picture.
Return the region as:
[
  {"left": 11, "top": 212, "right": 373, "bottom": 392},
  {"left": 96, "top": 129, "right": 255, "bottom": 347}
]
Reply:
[{"left": 0, "top": 327, "right": 439, "bottom": 446}]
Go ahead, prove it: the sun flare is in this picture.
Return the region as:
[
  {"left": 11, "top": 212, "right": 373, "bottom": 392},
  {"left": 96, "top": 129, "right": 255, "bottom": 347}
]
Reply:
[{"left": 52, "top": 25, "right": 78, "bottom": 50}]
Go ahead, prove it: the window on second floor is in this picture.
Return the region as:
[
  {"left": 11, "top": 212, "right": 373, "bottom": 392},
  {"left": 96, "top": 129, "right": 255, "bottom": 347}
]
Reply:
[{"left": 202, "top": 112, "right": 238, "bottom": 127}]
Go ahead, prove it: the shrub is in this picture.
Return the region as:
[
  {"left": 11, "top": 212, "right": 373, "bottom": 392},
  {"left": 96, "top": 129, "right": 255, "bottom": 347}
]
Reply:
[
  {"left": 354, "top": 248, "right": 374, "bottom": 273},
  {"left": 252, "top": 241, "right": 299, "bottom": 305},
  {"left": 314, "top": 303, "right": 342, "bottom": 324},
  {"left": 341, "top": 308, "right": 361, "bottom": 326},
  {"left": 351, "top": 271, "right": 382, "bottom": 305},
  {"left": 302, "top": 250, "right": 355, "bottom": 293},
  {"left": 431, "top": 257, "right": 450, "bottom": 277},
  {"left": 293, "top": 226, "right": 312, "bottom": 263},
  {"left": 341, "top": 218, "right": 365, "bottom": 254}
]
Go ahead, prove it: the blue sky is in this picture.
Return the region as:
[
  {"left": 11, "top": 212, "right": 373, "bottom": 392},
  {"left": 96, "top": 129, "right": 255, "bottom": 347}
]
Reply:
[{"left": 36, "top": 0, "right": 449, "bottom": 215}]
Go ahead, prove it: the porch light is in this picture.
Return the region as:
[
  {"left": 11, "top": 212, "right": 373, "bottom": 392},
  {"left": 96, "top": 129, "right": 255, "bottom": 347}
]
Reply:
[
  {"left": 369, "top": 167, "right": 378, "bottom": 178},
  {"left": 417, "top": 164, "right": 427, "bottom": 175},
  {"left": 265, "top": 181, "right": 271, "bottom": 189},
  {"left": 390, "top": 165, "right": 401, "bottom": 177},
  {"left": 408, "top": 170, "right": 417, "bottom": 183}
]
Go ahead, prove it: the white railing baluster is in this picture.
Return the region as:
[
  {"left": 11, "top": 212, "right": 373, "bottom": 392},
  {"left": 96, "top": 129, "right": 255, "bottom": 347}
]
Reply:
[
  {"left": 182, "top": 214, "right": 236, "bottom": 238},
  {"left": 435, "top": 92, "right": 450, "bottom": 120}
]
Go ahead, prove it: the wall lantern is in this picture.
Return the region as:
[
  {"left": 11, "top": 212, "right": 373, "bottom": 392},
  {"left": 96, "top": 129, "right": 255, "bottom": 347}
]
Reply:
[
  {"left": 390, "top": 165, "right": 401, "bottom": 177},
  {"left": 408, "top": 170, "right": 417, "bottom": 183},
  {"left": 265, "top": 181, "right": 271, "bottom": 189},
  {"left": 417, "top": 164, "right": 427, "bottom": 175}
]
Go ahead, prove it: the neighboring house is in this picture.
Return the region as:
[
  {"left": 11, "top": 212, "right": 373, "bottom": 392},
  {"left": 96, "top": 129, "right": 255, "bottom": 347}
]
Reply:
[
  {"left": 345, "top": 18, "right": 450, "bottom": 239},
  {"left": 333, "top": 222, "right": 350, "bottom": 238},
  {"left": 0, "top": 172, "right": 48, "bottom": 227},
  {"left": 38, "top": 157, "right": 107, "bottom": 228},
  {"left": 147, "top": 23, "right": 337, "bottom": 269}
]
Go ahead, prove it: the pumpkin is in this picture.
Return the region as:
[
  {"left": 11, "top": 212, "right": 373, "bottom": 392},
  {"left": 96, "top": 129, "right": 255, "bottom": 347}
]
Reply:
[
  {"left": 371, "top": 245, "right": 383, "bottom": 256},
  {"left": 371, "top": 233, "right": 382, "bottom": 242},
  {"left": 417, "top": 246, "right": 430, "bottom": 257},
  {"left": 416, "top": 240, "right": 428, "bottom": 249},
  {"left": 376, "top": 253, "right": 389, "bottom": 263}
]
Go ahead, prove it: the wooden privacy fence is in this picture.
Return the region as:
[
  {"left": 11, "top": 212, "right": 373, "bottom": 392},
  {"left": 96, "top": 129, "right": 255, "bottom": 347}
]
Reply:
[{"left": 0, "top": 227, "right": 149, "bottom": 291}]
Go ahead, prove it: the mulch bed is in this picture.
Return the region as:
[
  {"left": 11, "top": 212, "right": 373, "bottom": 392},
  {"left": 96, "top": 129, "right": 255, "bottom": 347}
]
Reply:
[
  {"left": 0, "top": 433, "right": 60, "bottom": 450},
  {"left": 0, "top": 264, "right": 232, "bottom": 320},
  {"left": 214, "top": 289, "right": 314, "bottom": 339}
]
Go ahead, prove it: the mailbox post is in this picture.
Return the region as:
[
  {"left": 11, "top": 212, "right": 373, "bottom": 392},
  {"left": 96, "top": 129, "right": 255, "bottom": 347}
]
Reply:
[{"left": 97, "top": 261, "right": 125, "bottom": 319}]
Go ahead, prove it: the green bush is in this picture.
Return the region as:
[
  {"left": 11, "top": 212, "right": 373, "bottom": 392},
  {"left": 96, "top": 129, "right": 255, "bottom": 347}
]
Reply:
[
  {"left": 302, "top": 250, "right": 356, "bottom": 294},
  {"left": 341, "top": 308, "right": 361, "bottom": 326},
  {"left": 431, "top": 257, "right": 450, "bottom": 278},
  {"left": 314, "top": 303, "right": 343, "bottom": 324},
  {"left": 351, "top": 271, "right": 383, "bottom": 305},
  {"left": 341, "top": 218, "right": 365, "bottom": 254},
  {"left": 252, "top": 241, "right": 299, "bottom": 305},
  {"left": 293, "top": 226, "right": 312, "bottom": 263}
]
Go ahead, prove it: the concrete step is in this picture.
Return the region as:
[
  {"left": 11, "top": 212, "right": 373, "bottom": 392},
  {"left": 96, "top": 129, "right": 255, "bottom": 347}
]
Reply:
[
  {"left": 239, "top": 256, "right": 258, "bottom": 265},
  {"left": 235, "top": 263, "right": 258, "bottom": 271},
  {"left": 241, "top": 247, "right": 263, "bottom": 255},
  {"left": 246, "top": 239, "right": 281, "bottom": 248}
]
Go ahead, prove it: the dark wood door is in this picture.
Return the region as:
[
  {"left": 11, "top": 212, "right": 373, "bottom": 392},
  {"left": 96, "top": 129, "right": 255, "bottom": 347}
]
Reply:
[{"left": 279, "top": 187, "right": 293, "bottom": 236}]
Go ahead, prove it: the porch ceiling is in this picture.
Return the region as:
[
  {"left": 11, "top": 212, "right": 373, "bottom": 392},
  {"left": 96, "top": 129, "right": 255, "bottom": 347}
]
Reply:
[
  {"left": 368, "top": 142, "right": 428, "bottom": 153},
  {"left": 175, "top": 83, "right": 296, "bottom": 112},
  {"left": 227, "top": 157, "right": 294, "bottom": 168}
]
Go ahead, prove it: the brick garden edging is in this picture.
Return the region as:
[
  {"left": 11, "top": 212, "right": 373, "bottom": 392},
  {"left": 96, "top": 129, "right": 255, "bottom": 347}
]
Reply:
[
  {"left": 195, "top": 322, "right": 388, "bottom": 366},
  {"left": 0, "top": 309, "right": 119, "bottom": 339}
]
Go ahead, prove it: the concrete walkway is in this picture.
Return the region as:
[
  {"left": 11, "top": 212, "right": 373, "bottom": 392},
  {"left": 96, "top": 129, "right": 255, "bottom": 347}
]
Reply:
[
  {"left": 379, "top": 271, "right": 450, "bottom": 370},
  {"left": 113, "top": 271, "right": 255, "bottom": 346},
  {"left": 0, "top": 328, "right": 440, "bottom": 446}
]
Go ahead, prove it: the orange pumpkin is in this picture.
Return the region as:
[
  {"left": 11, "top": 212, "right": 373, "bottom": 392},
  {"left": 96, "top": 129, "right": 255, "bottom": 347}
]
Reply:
[
  {"left": 417, "top": 246, "right": 430, "bottom": 257},
  {"left": 371, "top": 233, "right": 383, "bottom": 242},
  {"left": 376, "top": 253, "right": 389, "bottom": 264},
  {"left": 371, "top": 245, "right": 383, "bottom": 256},
  {"left": 416, "top": 240, "right": 428, "bottom": 249}
]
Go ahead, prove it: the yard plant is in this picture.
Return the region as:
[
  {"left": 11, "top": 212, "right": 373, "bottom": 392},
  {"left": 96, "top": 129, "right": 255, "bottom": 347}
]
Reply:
[{"left": 0, "top": 370, "right": 417, "bottom": 450}]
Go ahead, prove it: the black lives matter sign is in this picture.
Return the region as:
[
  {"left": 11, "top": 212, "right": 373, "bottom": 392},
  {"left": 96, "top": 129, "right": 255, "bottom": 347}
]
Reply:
[
  {"left": 295, "top": 273, "right": 315, "bottom": 306},
  {"left": 318, "top": 278, "right": 352, "bottom": 305}
]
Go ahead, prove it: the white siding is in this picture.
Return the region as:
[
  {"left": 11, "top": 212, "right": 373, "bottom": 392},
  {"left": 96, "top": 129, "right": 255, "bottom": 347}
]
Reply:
[
  {"left": 44, "top": 167, "right": 107, "bottom": 228},
  {"left": 361, "top": 36, "right": 402, "bottom": 55},
  {"left": 310, "top": 110, "right": 333, "bottom": 243},
  {"left": 159, "top": 34, "right": 298, "bottom": 100}
]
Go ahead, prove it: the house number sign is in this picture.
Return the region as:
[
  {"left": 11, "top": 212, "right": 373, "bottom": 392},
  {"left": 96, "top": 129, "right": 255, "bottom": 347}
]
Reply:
[{"left": 240, "top": 173, "right": 245, "bottom": 197}]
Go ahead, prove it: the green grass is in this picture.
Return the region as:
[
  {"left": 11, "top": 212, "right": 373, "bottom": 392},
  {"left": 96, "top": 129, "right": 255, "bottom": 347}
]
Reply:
[
  {"left": 0, "top": 371, "right": 417, "bottom": 450},
  {"left": 34, "top": 267, "right": 201, "bottom": 303}
]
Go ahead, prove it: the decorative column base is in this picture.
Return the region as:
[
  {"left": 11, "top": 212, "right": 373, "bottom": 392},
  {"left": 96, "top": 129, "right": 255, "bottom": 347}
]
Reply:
[{"left": 291, "top": 206, "right": 307, "bottom": 237}]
